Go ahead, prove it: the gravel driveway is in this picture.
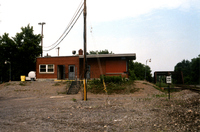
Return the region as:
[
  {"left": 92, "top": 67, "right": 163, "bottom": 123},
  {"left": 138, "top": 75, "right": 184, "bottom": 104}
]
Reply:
[{"left": 0, "top": 80, "right": 199, "bottom": 132}]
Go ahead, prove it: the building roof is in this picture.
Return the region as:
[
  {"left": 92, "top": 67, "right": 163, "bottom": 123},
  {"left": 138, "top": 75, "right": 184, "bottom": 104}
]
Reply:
[
  {"left": 38, "top": 53, "right": 136, "bottom": 60},
  {"left": 79, "top": 53, "right": 136, "bottom": 60}
]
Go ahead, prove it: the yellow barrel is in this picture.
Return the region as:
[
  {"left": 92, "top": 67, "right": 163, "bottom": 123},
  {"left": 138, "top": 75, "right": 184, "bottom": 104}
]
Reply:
[{"left": 20, "top": 75, "right": 25, "bottom": 81}]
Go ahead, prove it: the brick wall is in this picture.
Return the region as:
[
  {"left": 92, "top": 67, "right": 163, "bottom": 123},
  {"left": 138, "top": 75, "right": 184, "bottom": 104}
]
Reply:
[
  {"left": 36, "top": 56, "right": 129, "bottom": 80},
  {"left": 36, "top": 56, "right": 79, "bottom": 79},
  {"left": 87, "top": 58, "right": 128, "bottom": 78}
]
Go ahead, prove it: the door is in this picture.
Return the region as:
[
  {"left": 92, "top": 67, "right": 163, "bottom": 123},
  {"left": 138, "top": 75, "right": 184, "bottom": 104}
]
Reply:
[
  {"left": 57, "top": 65, "right": 65, "bottom": 80},
  {"left": 68, "top": 65, "right": 75, "bottom": 80}
]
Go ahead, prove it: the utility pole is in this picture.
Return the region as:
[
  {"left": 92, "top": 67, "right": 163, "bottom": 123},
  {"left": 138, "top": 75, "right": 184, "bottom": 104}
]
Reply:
[
  {"left": 38, "top": 22, "right": 46, "bottom": 57},
  {"left": 57, "top": 47, "right": 60, "bottom": 56},
  {"left": 83, "top": 0, "right": 87, "bottom": 101}
]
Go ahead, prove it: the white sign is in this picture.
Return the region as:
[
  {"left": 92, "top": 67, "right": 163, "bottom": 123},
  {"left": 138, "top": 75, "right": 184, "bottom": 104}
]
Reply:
[{"left": 166, "top": 76, "right": 172, "bottom": 84}]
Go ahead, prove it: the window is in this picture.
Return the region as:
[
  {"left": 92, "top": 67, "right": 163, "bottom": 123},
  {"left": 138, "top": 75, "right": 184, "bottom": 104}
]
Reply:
[
  {"left": 39, "top": 64, "right": 54, "bottom": 73},
  {"left": 69, "top": 66, "right": 74, "bottom": 72}
]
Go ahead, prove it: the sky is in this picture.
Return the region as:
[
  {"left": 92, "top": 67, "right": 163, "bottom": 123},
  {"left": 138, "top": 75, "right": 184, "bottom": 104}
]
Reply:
[{"left": 0, "top": 0, "right": 200, "bottom": 74}]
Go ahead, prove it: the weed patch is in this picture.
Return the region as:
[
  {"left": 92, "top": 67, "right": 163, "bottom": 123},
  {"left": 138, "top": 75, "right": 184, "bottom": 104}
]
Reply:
[
  {"left": 53, "top": 82, "right": 61, "bottom": 86},
  {"left": 14, "top": 89, "right": 30, "bottom": 92},
  {"left": 53, "top": 81, "right": 71, "bottom": 86},
  {"left": 19, "top": 82, "right": 28, "bottom": 86},
  {"left": 4, "top": 83, "right": 11, "bottom": 86},
  {"left": 57, "top": 91, "right": 66, "bottom": 95},
  {"left": 153, "top": 94, "right": 168, "bottom": 98},
  {"left": 72, "top": 98, "right": 77, "bottom": 102},
  {"left": 88, "top": 78, "right": 136, "bottom": 94}
]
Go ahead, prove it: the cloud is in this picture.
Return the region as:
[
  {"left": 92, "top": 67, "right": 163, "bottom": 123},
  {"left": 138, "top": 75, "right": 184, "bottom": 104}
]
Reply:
[{"left": 87, "top": 0, "right": 199, "bottom": 23}]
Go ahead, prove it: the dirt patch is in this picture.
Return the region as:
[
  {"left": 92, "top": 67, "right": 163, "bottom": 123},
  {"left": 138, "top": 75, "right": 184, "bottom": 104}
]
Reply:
[{"left": 0, "top": 80, "right": 199, "bottom": 132}]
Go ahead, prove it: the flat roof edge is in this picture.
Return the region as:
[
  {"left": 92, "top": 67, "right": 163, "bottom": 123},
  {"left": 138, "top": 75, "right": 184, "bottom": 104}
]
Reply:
[{"left": 79, "top": 53, "right": 136, "bottom": 59}]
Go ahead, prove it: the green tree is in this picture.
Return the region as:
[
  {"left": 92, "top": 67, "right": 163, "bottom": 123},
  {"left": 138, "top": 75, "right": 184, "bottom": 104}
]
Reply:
[
  {"left": 174, "top": 55, "right": 200, "bottom": 84},
  {"left": 89, "top": 49, "right": 113, "bottom": 54},
  {"left": 174, "top": 59, "right": 192, "bottom": 84},
  {"left": 0, "top": 24, "right": 41, "bottom": 81},
  {"left": 12, "top": 24, "right": 41, "bottom": 79},
  {"left": 191, "top": 55, "right": 200, "bottom": 84},
  {"left": 0, "top": 33, "right": 16, "bottom": 82},
  {"left": 129, "top": 61, "right": 152, "bottom": 82}
]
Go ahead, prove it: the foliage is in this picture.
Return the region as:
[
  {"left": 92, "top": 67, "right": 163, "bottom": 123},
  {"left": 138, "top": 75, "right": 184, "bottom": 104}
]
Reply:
[
  {"left": 0, "top": 33, "right": 16, "bottom": 82},
  {"left": 0, "top": 24, "right": 41, "bottom": 82},
  {"left": 129, "top": 61, "right": 152, "bottom": 82},
  {"left": 100, "top": 75, "right": 124, "bottom": 84},
  {"left": 89, "top": 49, "right": 113, "bottom": 54},
  {"left": 129, "top": 69, "right": 137, "bottom": 81},
  {"left": 88, "top": 76, "right": 137, "bottom": 94},
  {"left": 174, "top": 55, "right": 200, "bottom": 84},
  {"left": 72, "top": 98, "right": 77, "bottom": 102}
]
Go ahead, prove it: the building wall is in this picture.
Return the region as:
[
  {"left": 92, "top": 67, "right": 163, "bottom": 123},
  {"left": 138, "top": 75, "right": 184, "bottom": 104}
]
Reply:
[
  {"left": 36, "top": 56, "right": 129, "bottom": 80},
  {"left": 87, "top": 58, "right": 106, "bottom": 78},
  {"left": 87, "top": 58, "right": 128, "bottom": 78},
  {"left": 105, "top": 59, "right": 128, "bottom": 78},
  {"left": 36, "top": 56, "right": 79, "bottom": 79}
]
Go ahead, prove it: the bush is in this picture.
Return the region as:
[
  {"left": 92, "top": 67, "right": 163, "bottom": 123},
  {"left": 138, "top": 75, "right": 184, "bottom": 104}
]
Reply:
[
  {"left": 100, "top": 75, "right": 123, "bottom": 84},
  {"left": 129, "top": 69, "right": 136, "bottom": 81},
  {"left": 88, "top": 76, "right": 136, "bottom": 94}
]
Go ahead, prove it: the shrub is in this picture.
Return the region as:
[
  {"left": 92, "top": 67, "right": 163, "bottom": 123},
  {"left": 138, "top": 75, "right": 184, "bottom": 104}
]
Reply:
[
  {"left": 100, "top": 75, "right": 123, "bottom": 84},
  {"left": 88, "top": 76, "right": 136, "bottom": 94}
]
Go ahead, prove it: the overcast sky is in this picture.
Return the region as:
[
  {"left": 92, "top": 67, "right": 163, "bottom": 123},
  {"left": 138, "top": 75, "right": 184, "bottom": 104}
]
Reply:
[{"left": 0, "top": 0, "right": 200, "bottom": 74}]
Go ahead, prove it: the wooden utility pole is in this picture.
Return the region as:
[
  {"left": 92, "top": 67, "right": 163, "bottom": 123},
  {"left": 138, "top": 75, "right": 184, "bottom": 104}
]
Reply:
[
  {"left": 38, "top": 22, "right": 46, "bottom": 57},
  {"left": 83, "top": 0, "right": 87, "bottom": 101}
]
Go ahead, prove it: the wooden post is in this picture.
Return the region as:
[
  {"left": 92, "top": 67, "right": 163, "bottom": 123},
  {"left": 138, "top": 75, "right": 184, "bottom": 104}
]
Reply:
[{"left": 83, "top": 0, "right": 87, "bottom": 101}]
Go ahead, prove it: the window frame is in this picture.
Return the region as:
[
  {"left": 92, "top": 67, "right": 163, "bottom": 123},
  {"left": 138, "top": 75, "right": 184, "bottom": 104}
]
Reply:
[{"left": 39, "top": 64, "right": 54, "bottom": 73}]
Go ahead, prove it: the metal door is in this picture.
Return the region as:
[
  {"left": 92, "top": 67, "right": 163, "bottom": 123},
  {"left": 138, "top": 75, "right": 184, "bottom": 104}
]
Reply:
[{"left": 68, "top": 65, "right": 75, "bottom": 80}]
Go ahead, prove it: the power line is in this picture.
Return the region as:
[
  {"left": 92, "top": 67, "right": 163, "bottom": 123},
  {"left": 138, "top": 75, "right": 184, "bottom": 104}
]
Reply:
[
  {"left": 44, "top": 0, "right": 84, "bottom": 49},
  {"left": 43, "top": 9, "right": 83, "bottom": 52}
]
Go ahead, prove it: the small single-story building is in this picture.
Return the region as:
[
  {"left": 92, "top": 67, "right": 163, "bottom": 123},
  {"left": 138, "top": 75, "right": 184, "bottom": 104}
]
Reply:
[
  {"left": 154, "top": 71, "right": 184, "bottom": 84},
  {"left": 36, "top": 49, "right": 136, "bottom": 80}
]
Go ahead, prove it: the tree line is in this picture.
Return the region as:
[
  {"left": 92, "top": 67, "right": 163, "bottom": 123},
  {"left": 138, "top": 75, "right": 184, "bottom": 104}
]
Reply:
[
  {"left": 0, "top": 24, "right": 41, "bottom": 82},
  {"left": 174, "top": 55, "right": 200, "bottom": 84}
]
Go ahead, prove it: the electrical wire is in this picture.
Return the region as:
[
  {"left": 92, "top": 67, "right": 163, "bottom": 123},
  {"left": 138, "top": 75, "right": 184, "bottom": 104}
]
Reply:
[
  {"left": 44, "top": 1, "right": 83, "bottom": 49},
  {"left": 43, "top": 9, "right": 83, "bottom": 51},
  {"left": 43, "top": 0, "right": 84, "bottom": 49}
]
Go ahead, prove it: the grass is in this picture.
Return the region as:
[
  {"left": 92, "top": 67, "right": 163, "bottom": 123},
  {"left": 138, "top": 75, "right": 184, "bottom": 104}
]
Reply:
[
  {"left": 14, "top": 89, "right": 30, "bottom": 92},
  {"left": 156, "top": 82, "right": 175, "bottom": 88},
  {"left": 4, "top": 82, "right": 11, "bottom": 86},
  {"left": 53, "top": 82, "right": 61, "bottom": 86},
  {"left": 87, "top": 79, "right": 137, "bottom": 94},
  {"left": 57, "top": 91, "right": 67, "bottom": 95},
  {"left": 135, "top": 98, "right": 152, "bottom": 101},
  {"left": 53, "top": 81, "right": 71, "bottom": 86},
  {"left": 19, "top": 81, "right": 30, "bottom": 86},
  {"left": 142, "top": 82, "right": 149, "bottom": 85},
  {"left": 72, "top": 98, "right": 77, "bottom": 102},
  {"left": 153, "top": 94, "right": 168, "bottom": 98}
]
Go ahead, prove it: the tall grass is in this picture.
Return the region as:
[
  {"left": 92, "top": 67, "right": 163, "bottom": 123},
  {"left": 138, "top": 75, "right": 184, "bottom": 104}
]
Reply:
[{"left": 88, "top": 76, "right": 137, "bottom": 94}]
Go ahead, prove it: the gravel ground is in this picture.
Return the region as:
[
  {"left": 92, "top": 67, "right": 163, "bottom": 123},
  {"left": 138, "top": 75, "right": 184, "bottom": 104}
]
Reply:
[{"left": 0, "top": 80, "right": 199, "bottom": 132}]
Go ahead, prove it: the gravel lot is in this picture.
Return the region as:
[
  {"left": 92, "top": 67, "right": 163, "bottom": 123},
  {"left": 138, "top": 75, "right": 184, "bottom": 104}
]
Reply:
[{"left": 0, "top": 80, "right": 199, "bottom": 132}]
